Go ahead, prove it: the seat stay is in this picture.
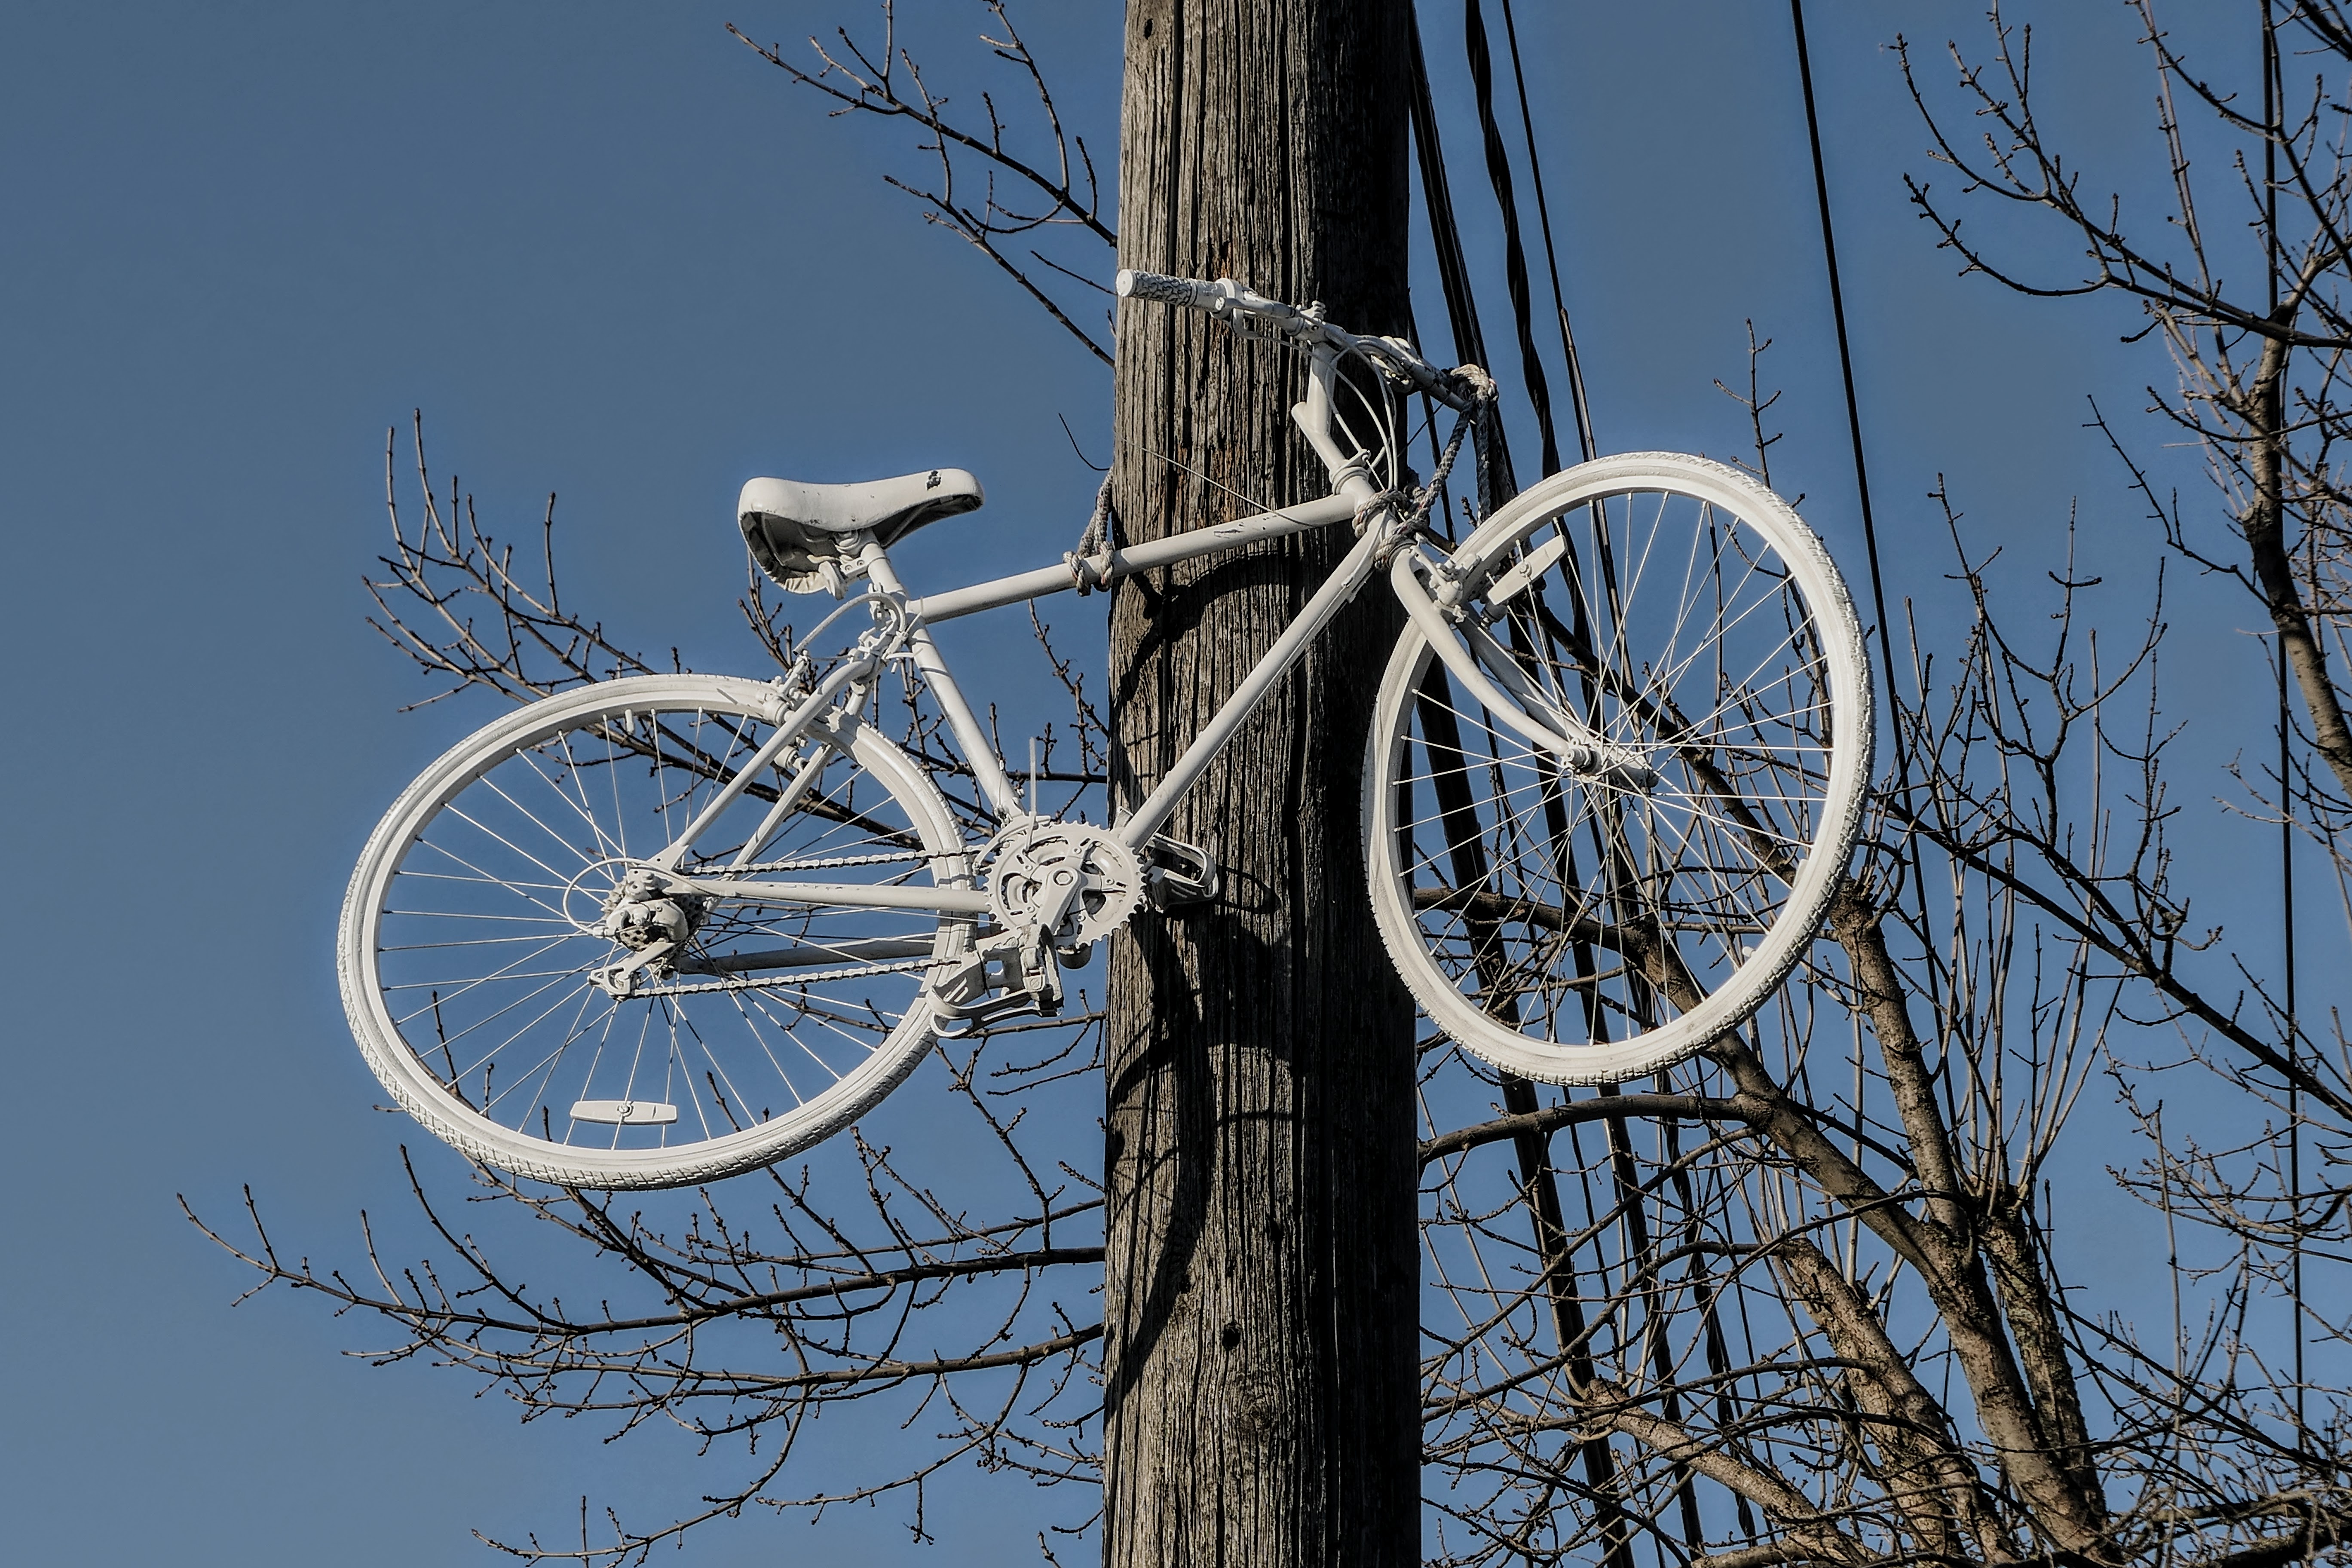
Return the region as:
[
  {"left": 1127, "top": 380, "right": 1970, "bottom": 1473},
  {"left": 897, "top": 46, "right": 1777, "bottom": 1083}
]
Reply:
[
  {"left": 647, "top": 652, "right": 876, "bottom": 871},
  {"left": 727, "top": 733, "right": 836, "bottom": 872}
]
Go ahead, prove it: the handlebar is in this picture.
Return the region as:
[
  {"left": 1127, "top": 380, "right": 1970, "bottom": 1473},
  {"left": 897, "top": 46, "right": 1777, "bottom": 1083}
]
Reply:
[
  {"left": 1113, "top": 267, "right": 1482, "bottom": 411},
  {"left": 1113, "top": 270, "right": 1230, "bottom": 312}
]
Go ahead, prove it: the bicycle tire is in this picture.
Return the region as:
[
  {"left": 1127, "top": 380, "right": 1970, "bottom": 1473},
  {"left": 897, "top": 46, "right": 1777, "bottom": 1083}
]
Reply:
[
  {"left": 340, "top": 673, "right": 974, "bottom": 1188},
  {"left": 1363, "top": 452, "right": 1871, "bottom": 1084}
]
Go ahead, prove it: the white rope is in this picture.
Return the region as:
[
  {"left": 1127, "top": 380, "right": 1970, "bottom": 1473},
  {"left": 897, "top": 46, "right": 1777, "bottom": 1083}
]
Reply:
[{"left": 1066, "top": 475, "right": 1118, "bottom": 594}]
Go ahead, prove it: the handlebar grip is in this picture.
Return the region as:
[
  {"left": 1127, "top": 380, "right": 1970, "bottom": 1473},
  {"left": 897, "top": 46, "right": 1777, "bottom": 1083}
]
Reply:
[{"left": 1115, "top": 268, "right": 1222, "bottom": 311}]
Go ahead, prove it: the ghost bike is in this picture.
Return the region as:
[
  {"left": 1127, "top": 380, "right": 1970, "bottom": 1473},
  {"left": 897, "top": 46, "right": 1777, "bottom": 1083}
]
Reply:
[{"left": 337, "top": 270, "right": 1872, "bottom": 1188}]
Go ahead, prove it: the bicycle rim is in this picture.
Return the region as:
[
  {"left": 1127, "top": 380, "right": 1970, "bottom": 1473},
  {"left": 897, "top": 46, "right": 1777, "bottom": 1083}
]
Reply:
[
  {"left": 1364, "top": 452, "right": 1871, "bottom": 1084},
  {"left": 339, "top": 674, "right": 973, "bottom": 1188}
]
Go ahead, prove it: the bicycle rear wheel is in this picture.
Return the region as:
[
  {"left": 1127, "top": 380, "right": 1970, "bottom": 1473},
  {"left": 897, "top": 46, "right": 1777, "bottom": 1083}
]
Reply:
[
  {"left": 339, "top": 673, "right": 974, "bottom": 1188},
  {"left": 1364, "top": 452, "right": 1871, "bottom": 1084}
]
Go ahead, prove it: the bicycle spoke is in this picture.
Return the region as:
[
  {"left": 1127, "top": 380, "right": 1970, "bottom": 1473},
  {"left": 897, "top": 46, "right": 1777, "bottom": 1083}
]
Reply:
[
  {"left": 1369, "top": 459, "right": 1867, "bottom": 1081},
  {"left": 348, "top": 677, "right": 971, "bottom": 1186}
]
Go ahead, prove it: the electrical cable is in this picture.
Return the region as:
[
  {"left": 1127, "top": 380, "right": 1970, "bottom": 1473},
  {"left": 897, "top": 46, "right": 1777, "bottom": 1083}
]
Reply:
[
  {"left": 1406, "top": 17, "right": 1514, "bottom": 503},
  {"left": 1497, "top": 0, "right": 1596, "bottom": 462},
  {"left": 1406, "top": 20, "right": 1640, "bottom": 1566},
  {"left": 1464, "top": 0, "right": 1560, "bottom": 477},
  {"left": 1788, "top": 0, "right": 1963, "bottom": 1214},
  {"left": 1788, "top": 0, "right": 1899, "bottom": 730}
]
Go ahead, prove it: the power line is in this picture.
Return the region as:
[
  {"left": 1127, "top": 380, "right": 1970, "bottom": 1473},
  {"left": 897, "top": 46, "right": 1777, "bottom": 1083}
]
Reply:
[
  {"left": 1788, "top": 0, "right": 1897, "bottom": 717},
  {"left": 1494, "top": 0, "right": 1594, "bottom": 461}
]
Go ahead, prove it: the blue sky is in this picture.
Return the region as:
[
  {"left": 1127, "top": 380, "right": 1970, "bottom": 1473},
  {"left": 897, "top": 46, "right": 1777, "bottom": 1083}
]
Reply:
[{"left": 0, "top": 3, "right": 2299, "bottom": 1562}]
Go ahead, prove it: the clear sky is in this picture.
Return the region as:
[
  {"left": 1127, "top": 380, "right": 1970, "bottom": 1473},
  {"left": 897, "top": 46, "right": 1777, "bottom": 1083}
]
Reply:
[{"left": 0, "top": 3, "right": 2291, "bottom": 1563}]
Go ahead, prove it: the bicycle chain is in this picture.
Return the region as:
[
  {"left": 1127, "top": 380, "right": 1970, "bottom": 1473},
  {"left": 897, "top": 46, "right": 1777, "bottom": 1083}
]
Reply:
[
  {"left": 690, "top": 849, "right": 964, "bottom": 875},
  {"left": 626, "top": 953, "right": 938, "bottom": 998}
]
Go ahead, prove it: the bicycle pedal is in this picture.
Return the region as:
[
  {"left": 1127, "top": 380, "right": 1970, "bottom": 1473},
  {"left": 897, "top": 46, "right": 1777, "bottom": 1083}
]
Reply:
[
  {"left": 934, "top": 990, "right": 1052, "bottom": 1036},
  {"left": 929, "top": 931, "right": 1064, "bottom": 1035},
  {"left": 1143, "top": 835, "right": 1222, "bottom": 909}
]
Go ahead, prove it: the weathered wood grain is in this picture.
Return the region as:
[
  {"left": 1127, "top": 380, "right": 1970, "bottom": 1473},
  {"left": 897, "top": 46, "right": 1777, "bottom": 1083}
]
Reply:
[{"left": 1102, "top": 3, "right": 1420, "bottom": 1565}]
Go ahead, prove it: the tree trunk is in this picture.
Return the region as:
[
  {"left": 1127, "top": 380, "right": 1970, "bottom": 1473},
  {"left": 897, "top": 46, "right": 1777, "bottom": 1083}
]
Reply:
[{"left": 1101, "top": 3, "right": 1419, "bottom": 1565}]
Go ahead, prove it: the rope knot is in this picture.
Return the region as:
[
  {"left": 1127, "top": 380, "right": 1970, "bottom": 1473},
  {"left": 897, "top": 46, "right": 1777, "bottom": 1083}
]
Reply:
[{"left": 1067, "top": 475, "right": 1118, "bottom": 595}]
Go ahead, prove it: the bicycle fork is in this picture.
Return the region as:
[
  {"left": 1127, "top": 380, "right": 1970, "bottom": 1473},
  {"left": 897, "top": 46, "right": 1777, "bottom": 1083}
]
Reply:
[{"left": 1388, "top": 552, "right": 1658, "bottom": 791}]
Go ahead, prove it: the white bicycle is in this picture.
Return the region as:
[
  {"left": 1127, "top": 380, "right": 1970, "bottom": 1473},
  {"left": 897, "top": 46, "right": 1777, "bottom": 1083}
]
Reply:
[{"left": 339, "top": 271, "right": 1873, "bottom": 1188}]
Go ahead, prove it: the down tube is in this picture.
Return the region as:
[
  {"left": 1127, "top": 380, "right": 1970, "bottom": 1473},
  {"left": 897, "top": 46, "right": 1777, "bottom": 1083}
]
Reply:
[{"left": 1113, "top": 521, "right": 1389, "bottom": 851}]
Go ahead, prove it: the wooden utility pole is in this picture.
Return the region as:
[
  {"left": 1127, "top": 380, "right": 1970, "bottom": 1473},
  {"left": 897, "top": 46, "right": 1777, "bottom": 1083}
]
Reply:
[{"left": 1101, "top": 3, "right": 1420, "bottom": 1565}]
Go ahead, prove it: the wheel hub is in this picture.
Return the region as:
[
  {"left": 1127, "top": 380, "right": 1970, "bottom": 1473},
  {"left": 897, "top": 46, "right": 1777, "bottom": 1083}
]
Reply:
[{"left": 578, "top": 864, "right": 714, "bottom": 995}]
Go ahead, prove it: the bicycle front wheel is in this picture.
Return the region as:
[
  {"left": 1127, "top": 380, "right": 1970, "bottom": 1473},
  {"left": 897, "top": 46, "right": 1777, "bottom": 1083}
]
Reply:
[
  {"left": 340, "top": 673, "right": 974, "bottom": 1188},
  {"left": 1364, "top": 452, "right": 1871, "bottom": 1084}
]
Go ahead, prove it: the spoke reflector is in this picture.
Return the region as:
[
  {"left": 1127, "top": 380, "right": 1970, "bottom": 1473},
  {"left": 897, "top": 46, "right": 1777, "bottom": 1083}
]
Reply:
[{"left": 570, "top": 1099, "right": 679, "bottom": 1125}]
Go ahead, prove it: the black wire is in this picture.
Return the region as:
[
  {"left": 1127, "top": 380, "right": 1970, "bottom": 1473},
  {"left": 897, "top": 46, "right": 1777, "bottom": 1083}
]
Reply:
[
  {"left": 2262, "top": 0, "right": 2306, "bottom": 1432},
  {"left": 1789, "top": 1, "right": 1958, "bottom": 1176},
  {"left": 1407, "top": 21, "right": 1642, "bottom": 1563},
  {"left": 1406, "top": 14, "right": 1515, "bottom": 507},
  {"left": 1497, "top": 0, "right": 1596, "bottom": 462},
  {"left": 1464, "top": 0, "right": 1560, "bottom": 477},
  {"left": 1789, "top": 0, "right": 1898, "bottom": 732}
]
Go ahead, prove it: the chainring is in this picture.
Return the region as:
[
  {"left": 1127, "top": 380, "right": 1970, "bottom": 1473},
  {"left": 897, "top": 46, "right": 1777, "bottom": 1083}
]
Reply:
[{"left": 985, "top": 821, "right": 1146, "bottom": 951}]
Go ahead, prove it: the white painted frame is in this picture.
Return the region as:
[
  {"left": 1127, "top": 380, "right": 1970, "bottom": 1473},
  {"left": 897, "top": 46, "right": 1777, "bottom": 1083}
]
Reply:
[{"left": 635, "top": 289, "right": 1618, "bottom": 926}]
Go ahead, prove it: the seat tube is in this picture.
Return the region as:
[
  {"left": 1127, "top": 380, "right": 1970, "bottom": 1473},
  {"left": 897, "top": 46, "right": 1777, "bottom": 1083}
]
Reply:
[{"left": 862, "top": 543, "right": 1023, "bottom": 821}]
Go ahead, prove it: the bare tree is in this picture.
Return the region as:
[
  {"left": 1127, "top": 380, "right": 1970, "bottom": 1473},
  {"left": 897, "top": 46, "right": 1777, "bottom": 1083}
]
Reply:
[
  {"left": 194, "top": 4, "right": 2352, "bottom": 1565},
  {"left": 1898, "top": 0, "right": 2352, "bottom": 1411},
  {"left": 727, "top": 0, "right": 1115, "bottom": 365}
]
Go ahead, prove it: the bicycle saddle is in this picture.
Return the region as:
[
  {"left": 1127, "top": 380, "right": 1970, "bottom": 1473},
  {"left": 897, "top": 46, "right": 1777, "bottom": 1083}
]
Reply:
[{"left": 740, "top": 468, "right": 984, "bottom": 594}]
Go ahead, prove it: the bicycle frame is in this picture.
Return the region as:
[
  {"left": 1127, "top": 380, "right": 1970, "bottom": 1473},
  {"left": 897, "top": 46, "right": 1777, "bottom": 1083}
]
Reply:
[
  {"left": 345, "top": 268, "right": 1876, "bottom": 1178},
  {"left": 886, "top": 489, "right": 1360, "bottom": 840},
  {"left": 643, "top": 327, "right": 1620, "bottom": 921},
  {"left": 900, "top": 329, "right": 1632, "bottom": 833}
]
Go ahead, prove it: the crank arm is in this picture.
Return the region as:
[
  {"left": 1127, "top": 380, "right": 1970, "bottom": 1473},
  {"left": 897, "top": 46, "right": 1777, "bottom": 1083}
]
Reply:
[{"left": 932, "top": 989, "right": 1055, "bottom": 1034}]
